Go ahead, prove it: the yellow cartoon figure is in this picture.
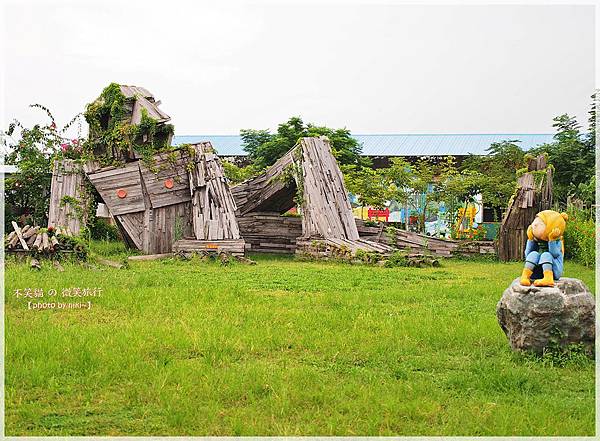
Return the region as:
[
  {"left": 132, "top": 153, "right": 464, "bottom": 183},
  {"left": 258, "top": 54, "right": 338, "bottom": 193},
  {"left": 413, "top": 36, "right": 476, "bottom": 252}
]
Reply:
[{"left": 520, "top": 210, "right": 568, "bottom": 287}]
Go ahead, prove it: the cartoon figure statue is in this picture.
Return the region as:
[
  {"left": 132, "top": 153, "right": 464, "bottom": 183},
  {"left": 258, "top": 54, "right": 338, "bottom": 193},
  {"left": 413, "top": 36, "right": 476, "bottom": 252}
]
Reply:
[{"left": 520, "top": 210, "right": 568, "bottom": 287}]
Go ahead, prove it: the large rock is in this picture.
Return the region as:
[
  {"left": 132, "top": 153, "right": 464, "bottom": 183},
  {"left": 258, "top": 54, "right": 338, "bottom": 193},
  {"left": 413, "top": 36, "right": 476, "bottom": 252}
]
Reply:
[{"left": 496, "top": 277, "right": 595, "bottom": 354}]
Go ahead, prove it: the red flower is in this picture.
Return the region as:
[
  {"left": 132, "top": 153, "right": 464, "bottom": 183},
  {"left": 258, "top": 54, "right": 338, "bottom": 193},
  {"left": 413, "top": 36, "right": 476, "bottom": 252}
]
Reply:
[
  {"left": 50, "top": 122, "right": 56, "bottom": 130},
  {"left": 60, "top": 143, "right": 69, "bottom": 152}
]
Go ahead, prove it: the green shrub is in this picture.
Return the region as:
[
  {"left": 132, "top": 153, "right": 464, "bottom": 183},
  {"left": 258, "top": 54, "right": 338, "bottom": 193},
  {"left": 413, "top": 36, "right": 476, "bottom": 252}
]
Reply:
[
  {"left": 384, "top": 251, "right": 409, "bottom": 267},
  {"left": 563, "top": 208, "right": 595, "bottom": 267},
  {"left": 89, "top": 218, "right": 121, "bottom": 242}
]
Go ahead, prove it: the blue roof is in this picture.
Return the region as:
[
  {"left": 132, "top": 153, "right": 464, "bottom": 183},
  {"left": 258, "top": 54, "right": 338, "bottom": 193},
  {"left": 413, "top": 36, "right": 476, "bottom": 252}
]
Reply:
[{"left": 172, "top": 133, "right": 555, "bottom": 157}]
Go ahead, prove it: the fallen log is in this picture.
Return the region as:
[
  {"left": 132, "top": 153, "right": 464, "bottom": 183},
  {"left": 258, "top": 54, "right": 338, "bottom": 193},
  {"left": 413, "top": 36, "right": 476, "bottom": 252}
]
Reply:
[
  {"left": 33, "top": 234, "right": 43, "bottom": 250},
  {"left": 128, "top": 253, "right": 172, "bottom": 261}
]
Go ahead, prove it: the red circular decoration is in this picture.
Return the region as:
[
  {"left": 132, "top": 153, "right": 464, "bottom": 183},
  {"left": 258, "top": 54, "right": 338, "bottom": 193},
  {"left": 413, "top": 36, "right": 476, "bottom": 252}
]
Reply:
[
  {"left": 164, "top": 178, "right": 174, "bottom": 189},
  {"left": 116, "top": 188, "right": 127, "bottom": 198}
]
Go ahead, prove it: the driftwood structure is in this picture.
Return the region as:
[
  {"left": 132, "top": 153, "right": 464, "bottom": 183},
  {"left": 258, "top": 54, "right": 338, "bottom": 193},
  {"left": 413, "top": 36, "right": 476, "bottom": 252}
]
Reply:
[
  {"left": 300, "top": 137, "right": 360, "bottom": 240},
  {"left": 356, "top": 220, "right": 495, "bottom": 257},
  {"left": 47, "top": 159, "right": 89, "bottom": 234},
  {"left": 497, "top": 155, "right": 553, "bottom": 261},
  {"left": 84, "top": 143, "right": 243, "bottom": 255},
  {"left": 85, "top": 153, "right": 191, "bottom": 254},
  {"left": 41, "top": 85, "right": 492, "bottom": 261},
  {"left": 172, "top": 142, "right": 244, "bottom": 256},
  {"left": 232, "top": 137, "right": 393, "bottom": 258},
  {"left": 44, "top": 85, "right": 244, "bottom": 256}
]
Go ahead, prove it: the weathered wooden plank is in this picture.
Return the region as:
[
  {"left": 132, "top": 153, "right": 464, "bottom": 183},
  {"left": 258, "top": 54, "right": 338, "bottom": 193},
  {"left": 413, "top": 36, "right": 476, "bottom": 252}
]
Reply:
[
  {"left": 48, "top": 159, "right": 88, "bottom": 234},
  {"left": 188, "top": 142, "right": 241, "bottom": 246},
  {"left": 138, "top": 151, "right": 192, "bottom": 209},
  {"left": 11, "top": 221, "right": 29, "bottom": 251},
  {"left": 87, "top": 162, "right": 146, "bottom": 215},
  {"left": 128, "top": 253, "right": 172, "bottom": 261},
  {"left": 173, "top": 239, "right": 246, "bottom": 256},
  {"left": 498, "top": 154, "right": 552, "bottom": 261},
  {"left": 116, "top": 212, "right": 145, "bottom": 250}
]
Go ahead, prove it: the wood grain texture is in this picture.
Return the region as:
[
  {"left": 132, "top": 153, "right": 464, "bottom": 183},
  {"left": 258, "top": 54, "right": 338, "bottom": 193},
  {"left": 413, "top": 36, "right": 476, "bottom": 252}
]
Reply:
[
  {"left": 299, "top": 137, "right": 360, "bottom": 241},
  {"left": 188, "top": 142, "right": 241, "bottom": 242},
  {"left": 138, "top": 150, "right": 191, "bottom": 209},
  {"left": 87, "top": 162, "right": 146, "bottom": 215},
  {"left": 231, "top": 149, "right": 297, "bottom": 215},
  {"left": 173, "top": 239, "right": 246, "bottom": 256},
  {"left": 497, "top": 155, "right": 553, "bottom": 261},
  {"left": 48, "top": 159, "right": 88, "bottom": 234}
]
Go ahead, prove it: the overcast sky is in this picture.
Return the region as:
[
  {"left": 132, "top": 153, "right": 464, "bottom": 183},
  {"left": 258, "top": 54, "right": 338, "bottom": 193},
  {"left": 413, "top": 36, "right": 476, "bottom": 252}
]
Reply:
[{"left": 2, "top": 1, "right": 596, "bottom": 137}]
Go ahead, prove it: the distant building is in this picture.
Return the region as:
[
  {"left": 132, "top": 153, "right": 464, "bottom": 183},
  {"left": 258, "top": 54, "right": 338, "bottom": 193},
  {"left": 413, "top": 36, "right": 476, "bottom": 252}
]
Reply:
[{"left": 173, "top": 133, "right": 554, "bottom": 167}]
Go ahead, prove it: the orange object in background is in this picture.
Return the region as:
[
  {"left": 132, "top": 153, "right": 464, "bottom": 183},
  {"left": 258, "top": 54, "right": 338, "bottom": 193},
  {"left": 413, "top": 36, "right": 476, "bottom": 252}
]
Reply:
[
  {"left": 164, "top": 178, "right": 174, "bottom": 189},
  {"left": 116, "top": 189, "right": 127, "bottom": 198}
]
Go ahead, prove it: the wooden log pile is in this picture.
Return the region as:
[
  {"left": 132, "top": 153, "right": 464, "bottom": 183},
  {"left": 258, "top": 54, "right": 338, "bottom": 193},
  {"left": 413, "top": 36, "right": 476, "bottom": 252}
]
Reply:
[
  {"left": 235, "top": 213, "right": 495, "bottom": 257},
  {"left": 5, "top": 221, "right": 79, "bottom": 255},
  {"left": 356, "top": 220, "right": 496, "bottom": 257},
  {"left": 232, "top": 137, "right": 393, "bottom": 258},
  {"left": 497, "top": 155, "right": 553, "bottom": 261},
  {"left": 237, "top": 213, "right": 302, "bottom": 254}
]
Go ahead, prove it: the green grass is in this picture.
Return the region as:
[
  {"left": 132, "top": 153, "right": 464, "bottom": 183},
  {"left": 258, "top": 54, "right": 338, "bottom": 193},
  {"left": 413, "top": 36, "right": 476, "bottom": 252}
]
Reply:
[{"left": 4, "top": 241, "right": 596, "bottom": 436}]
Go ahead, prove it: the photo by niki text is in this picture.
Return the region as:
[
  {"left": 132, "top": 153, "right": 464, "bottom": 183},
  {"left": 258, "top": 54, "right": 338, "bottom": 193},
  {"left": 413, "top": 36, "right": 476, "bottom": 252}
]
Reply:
[{"left": 13, "top": 287, "right": 102, "bottom": 310}]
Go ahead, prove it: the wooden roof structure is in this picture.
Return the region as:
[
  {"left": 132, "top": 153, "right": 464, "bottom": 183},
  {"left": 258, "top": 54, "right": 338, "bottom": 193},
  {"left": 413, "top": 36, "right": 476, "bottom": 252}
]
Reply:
[
  {"left": 86, "top": 84, "right": 173, "bottom": 162},
  {"left": 118, "top": 85, "right": 171, "bottom": 124}
]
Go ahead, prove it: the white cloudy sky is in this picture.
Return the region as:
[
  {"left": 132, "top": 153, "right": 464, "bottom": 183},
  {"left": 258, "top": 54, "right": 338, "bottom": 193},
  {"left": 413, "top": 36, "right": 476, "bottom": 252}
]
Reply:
[{"left": 1, "top": 1, "right": 596, "bottom": 136}]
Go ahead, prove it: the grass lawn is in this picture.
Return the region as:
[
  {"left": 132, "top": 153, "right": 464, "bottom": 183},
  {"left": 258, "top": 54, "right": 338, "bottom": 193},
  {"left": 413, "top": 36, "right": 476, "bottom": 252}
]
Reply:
[{"left": 4, "top": 241, "right": 596, "bottom": 436}]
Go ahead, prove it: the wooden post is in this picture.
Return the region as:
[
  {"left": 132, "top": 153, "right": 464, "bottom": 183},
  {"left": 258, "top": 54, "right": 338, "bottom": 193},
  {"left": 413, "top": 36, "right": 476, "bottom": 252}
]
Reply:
[{"left": 497, "top": 155, "right": 553, "bottom": 261}]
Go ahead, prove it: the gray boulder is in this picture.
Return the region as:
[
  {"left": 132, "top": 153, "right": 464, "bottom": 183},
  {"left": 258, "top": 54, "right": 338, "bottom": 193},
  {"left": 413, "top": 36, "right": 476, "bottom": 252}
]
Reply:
[{"left": 496, "top": 277, "right": 595, "bottom": 355}]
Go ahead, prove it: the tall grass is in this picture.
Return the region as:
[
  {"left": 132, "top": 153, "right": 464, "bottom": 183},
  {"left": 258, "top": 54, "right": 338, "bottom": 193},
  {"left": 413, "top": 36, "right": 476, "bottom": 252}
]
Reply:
[{"left": 4, "top": 243, "right": 596, "bottom": 436}]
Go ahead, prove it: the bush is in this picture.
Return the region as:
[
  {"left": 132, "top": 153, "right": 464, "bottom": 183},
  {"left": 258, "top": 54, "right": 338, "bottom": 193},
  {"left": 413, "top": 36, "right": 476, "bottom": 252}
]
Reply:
[
  {"left": 563, "top": 207, "right": 595, "bottom": 267},
  {"left": 384, "top": 251, "right": 409, "bottom": 267},
  {"left": 89, "top": 218, "right": 121, "bottom": 241}
]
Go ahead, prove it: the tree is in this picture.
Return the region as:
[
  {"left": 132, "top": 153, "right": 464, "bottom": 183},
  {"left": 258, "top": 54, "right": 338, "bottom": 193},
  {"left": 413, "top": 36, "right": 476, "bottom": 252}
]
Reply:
[
  {"left": 342, "top": 164, "right": 388, "bottom": 216},
  {"left": 381, "top": 157, "right": 413, "bottom": 206},
  {"left": 221, "top": 160, "right": 261, "bottom": 184},
  {"left": 529, "top": 98, "right": 596, "bottom": 205},
  {"left": 3, "top": 105, "right": 84, "bottom": 226},
  {"left": 438, "top": 162, "right": 487, "bottom": 231},
  {"left": 241, "top": 116, "right": 363, "bottom": 169},
  {"left": 461, "top": 140, "right": 525, "bottom": 210}
]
